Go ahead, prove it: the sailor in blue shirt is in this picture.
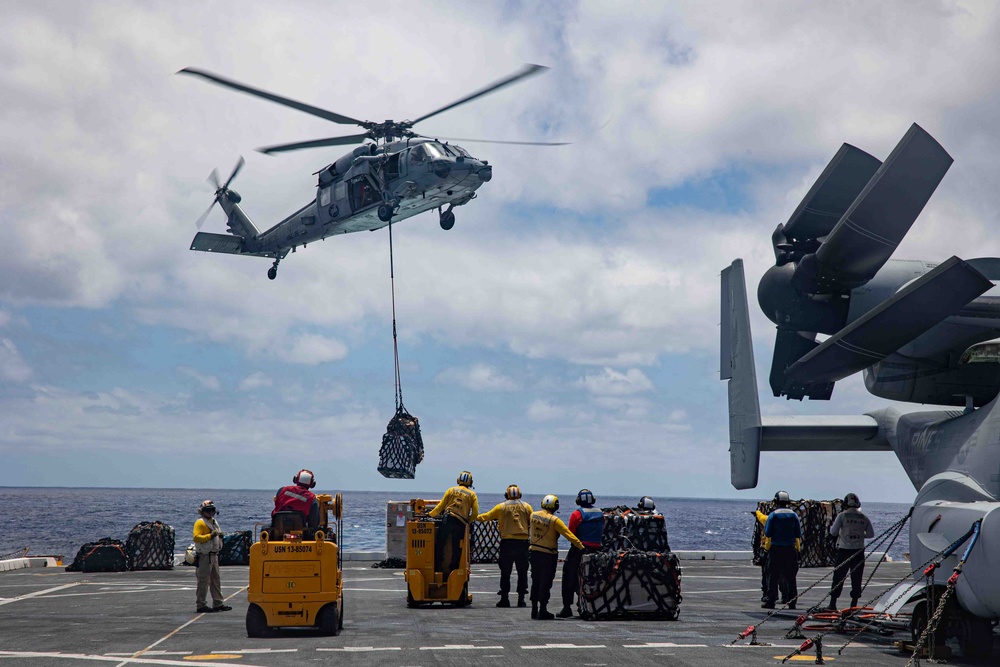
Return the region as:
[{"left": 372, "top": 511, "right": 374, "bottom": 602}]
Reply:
[{"left": 762, "top": 490, "right": 802, "bottom": 609}]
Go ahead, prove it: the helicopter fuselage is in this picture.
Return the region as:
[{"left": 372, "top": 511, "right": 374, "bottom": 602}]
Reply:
[{"left": 193, "top": 138, "right": 493, "bottom": 278}]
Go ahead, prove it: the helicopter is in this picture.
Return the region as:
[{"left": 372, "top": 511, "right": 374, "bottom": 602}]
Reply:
[{"left": 177, "top": 65, "right": 565, "bottom": 280}]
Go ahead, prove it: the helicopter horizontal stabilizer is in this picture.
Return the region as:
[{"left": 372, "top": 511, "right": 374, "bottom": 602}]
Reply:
[
  {"left": 190, "top": 232, "right": 246, "bottom": 255},
  {"left": 785, "top": 256, "right": 993, "bottom": 386}
]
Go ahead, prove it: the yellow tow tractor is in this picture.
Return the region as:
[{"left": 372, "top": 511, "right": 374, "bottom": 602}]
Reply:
[
  {"left": 246, "top": 492, "right": 344, "bottom": 637},
  {"left": 404, "top": 498, "right": 472, "bottom": 607}
]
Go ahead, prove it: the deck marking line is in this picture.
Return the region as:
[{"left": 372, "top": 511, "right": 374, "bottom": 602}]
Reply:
[
  {"left": 0, "top": 582, "right": 79, "bottom": 606},
  {"left": 623, "top": 642, "right": 708, "bottom": 648},
  {"left": 0, "top": 652, "right": 258, "bottom": 666},
  {"left": 114, "top": 586, "right": 248, "bottom": 667},
  {"left": 417, "top": 644, "right": 503, "bottom": 650},
  {"left": 521, "top": 644, "right": 606, "bottom": 650},
  {"left": 211, "top": 649, "right": 298, "bottom": 654},
  {"left": 104, "top": 653, "right": 193, "bottom": 657},
  {"left": 317, "top": 646, "right": 402, "bottom": 652}
]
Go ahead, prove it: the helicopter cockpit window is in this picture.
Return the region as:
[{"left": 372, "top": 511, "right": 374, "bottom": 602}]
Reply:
[
  {"left": 424, "top": 143, "right": 446, "bottom": 159},
  {"left": 451, "top": 145, "right": 471, "bottom": 158},
  {"left": 409, "top": 145, "right": 428, "bottom": 165}
]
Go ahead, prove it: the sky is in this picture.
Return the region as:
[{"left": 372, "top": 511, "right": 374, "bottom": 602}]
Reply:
[{"left": 3, "top": 1, "right": 1000, "bottom": 503}]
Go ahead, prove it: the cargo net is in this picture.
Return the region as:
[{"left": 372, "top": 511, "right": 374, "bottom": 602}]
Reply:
[
  {"left": 751, "top": 498, "right": 843, "bottom": 568},
  {"left": 470, "top": 519, "right": 501, "bottom": 564},
  {"left": 219, "top": 531, "right": 251, "bottom": 566},
  {"left": 377, "top": 406, "right": 425, "bottom": 479},
  {"left": 601, "top": 506, "right": 671, "bottom": 553},
  {"left": 65, "top": 538, "right": 128, "bottom": 572},
  {"left": 579, "top": 550, "right": 682, "bottom": 620},
  {"left": 125, "top": 521, "right": 175, "bottom": 571}
]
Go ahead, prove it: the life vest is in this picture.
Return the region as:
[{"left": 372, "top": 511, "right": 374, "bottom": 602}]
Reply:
[
  {"left": 497, "top": 499, "right": 531, "bottom": 539},
  {"left": 272, "top": 485, "right": 316, "bottom": 518},
  {"left": 444, "top": 486, "right": 477, "bottom": 523},
  {"left": 193, "top": 517, "right": 223, "bottom": 555},
  {"left": 575, "top": 506, "right": 604, "bottom": 547}
]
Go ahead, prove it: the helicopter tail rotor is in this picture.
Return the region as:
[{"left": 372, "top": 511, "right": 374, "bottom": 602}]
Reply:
[{"left": 194, "top": 157, "right": 245, "bottom": 229}]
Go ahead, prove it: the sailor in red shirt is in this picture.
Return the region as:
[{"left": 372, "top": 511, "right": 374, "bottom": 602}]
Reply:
[
  {"left": 558, "top": 489, "right": 604, "bottom": 618},
  {"left": 272, "top": 469, "right": 320, "bottom": 528}
]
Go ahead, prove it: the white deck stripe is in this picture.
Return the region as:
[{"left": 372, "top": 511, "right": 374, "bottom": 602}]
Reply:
[
  {"left": 0, "top": 582, "right": 80, "bottom": 606},
  {"left": 419, "top": 645, "right": 504, "bottom": 650},
  {"left": 521, "top": 644, "right": 606, "bottom": 649},
  {"left": 623, "top": 642, "right": 708, "bottom": 648},
  {"left": 0, "top": 653, "right": 257, "bottom": 666},
  {"left": 212, "top": 649, "right": 298, "bottom": 654},
  {"left": 317, "top": 647, "right": 402, "bottom": 652}
]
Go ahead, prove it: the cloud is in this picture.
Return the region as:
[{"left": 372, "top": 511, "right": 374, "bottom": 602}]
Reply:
[
  {"left": 0, "top": 339, "right": 32, "bottom": 382},
  {"left": 279, "top": 334, "right": 348, "bottom": 365},
  {"left": 579, "top": 368, "right": 654, "bottom": 396},
  {"left": 177, "top": 365, "right": 221, "bottom": 391},
  {"left": 527, "top": 399, "right": 565, "bottom": 422},
  {"left": 435, "top": 363, "right": 518, "bottom": 391},
  {"left": 239, "top": 371, "right": 272, "bottom": 391}
]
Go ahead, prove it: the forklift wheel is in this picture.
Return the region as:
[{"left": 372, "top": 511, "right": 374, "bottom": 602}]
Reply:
[
  {"left": 406, "top": 589, "right": 418, "bottom": 608},
  {"left": 246, "top": 604, "right": 268, "bottom": 638},
  {"left": 318, "top": 602, "right": 340, "bottom": 637},
  {"left": 338, "top": 595, "right": 344, "bottom": 630},
  {"left": 455, "top": 584, "right": 470, "bottom": 608}
]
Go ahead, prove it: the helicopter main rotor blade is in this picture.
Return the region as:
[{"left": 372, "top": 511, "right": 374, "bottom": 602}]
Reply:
[
  {"left": 207, "top": 168, "right": 221, "bottom": 190},
  {"left": 222, "top": 156, "right": 245, "bottom": 190},
  {"left": 409, "top": 64, "right": 549, "bottom": 126},
  {"left": 422, "top": 134, "right": 569, "bottom": 146},
  {"left": 177, "top": 67, "right": 367, "bottom": 127},
  {"left": 257, "top": 133, "right": 371, "bottom": 155}
]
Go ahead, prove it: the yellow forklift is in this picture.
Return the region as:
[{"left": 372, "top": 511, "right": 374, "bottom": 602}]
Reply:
[
  {"left": 246, "top": 493, "right": 344, "bottom": 637},
  {"left": 404, "top": 498, "right": 473, "bottom": 607}
]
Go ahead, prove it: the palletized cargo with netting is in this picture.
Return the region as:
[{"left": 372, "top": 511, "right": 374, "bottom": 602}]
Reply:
[
  {"left": 578, "top": 550, "right": 682, "bottom": 620},
  {"left": 377, "top": 406, "right": 425, "bottom": 479},
  {"left": 219, "top": 530, "right": 251, "bottom": 566},
  {"left": 751, "top": 498, "right": 843, "bottom": 567}
]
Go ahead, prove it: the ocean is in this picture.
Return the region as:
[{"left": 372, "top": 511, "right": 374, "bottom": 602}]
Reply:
[{"left": 0, "top": 488, "right": 913, "bottom": 562}]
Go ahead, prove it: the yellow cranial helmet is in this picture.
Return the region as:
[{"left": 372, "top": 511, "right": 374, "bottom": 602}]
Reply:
[
  {"left": 457, "top": 471, "right": 473, "bottom": 487},
  {"left": 542, "top": 494, "right": 559, "bottom": 511},
  {"left": 505, "top": 484, "right": 522, "bottom": 500}
]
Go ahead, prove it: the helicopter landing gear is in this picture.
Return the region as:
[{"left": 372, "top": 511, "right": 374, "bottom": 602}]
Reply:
[
  {"left": 268, "top": 258, "right": 280, "bottom": 280},
  {"left": 439, "top": 206, "right": 456, "bottom": 231},
  {"left": 378, "top": 202, "right": 393, "bottom": 222}
]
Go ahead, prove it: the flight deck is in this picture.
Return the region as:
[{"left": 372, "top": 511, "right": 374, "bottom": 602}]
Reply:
[{"left": 4, "top": 559, "right": 994, "bottom": 666}]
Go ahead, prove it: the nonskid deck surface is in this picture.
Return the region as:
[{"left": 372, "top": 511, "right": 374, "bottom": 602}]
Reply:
[{"left": 0, "top": 560, "right": 994, "bottom": 666}]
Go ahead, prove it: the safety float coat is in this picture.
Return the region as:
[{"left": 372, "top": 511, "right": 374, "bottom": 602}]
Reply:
[
  {"left": 829, "top": 508, "right": 874, "bottom": 550},
  {"left": 272, "top": 484, "right": 317, "bottom": 518},
  {"left": 193, "top": 516, "right": 223, "bottom": 555},
  {"left": 569, "top": 506, "right": 604, "bottom": 548},
  {"left": 477, "top": 499, "right": 533, "bottom": 539},
  {"left": 430, "top": 485, "right": 479, "bottom": 524},
  {"left": 529, "top": 510, "right": 585, "bottom": 554}
]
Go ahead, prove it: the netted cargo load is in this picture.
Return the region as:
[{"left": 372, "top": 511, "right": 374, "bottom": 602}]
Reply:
[
  {"left": 65, "top": 538, "right": 128, "bottom": 573},
  {"left": 752, "top": 498, "right": 843, "bottom": 568},
  {"left": 578, "top": 550, "right": 682, "bottom": 620},
  {"left": 601, "top": 506, "right": 671, "bottom": 552},
  {"left": 377, "top": 406, "right": 425, "bottom": 479},
  {"left": 470, "top": 519, "right": 501, "bottom": 564},
  {"left": 125, "top": 522, "right": 175, "bottom": 571},
  {"left": 219, "top": 530, "right": 251, "bottom": 566}
]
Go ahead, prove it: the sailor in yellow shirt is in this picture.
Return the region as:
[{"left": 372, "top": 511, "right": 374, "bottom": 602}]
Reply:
[
  {"left": 192, "top": 500, "right": 231, "bottom": 613},
  {"left": 428, "top": 470, "right": 479, "bottom": 575},
  {"left": 477, "top": 484, "right": 532, "bottom": 608},
  {"left": 529, "top": 494, "right": 584, "bottom": 620}
]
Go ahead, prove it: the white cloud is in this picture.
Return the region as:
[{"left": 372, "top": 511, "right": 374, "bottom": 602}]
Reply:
[
  {"left": 279, "top": 334, "right": 348, "bottom": 365},
  {"left": 0, "top": 311, "right": 10, "bottom": 328},
  {"left": 580, "top": 368, "right": 654, "bottom": 396},
  {"left": 177, "top": 365, "right": 220, "bottom": 391},
  {"left": 527, "top": 399, "right": 565, "bottom": 422},
  {"left": 240, "top": 371, "right": 272, "bottom": 391},
  {"left": 0, "top": 338, "right": 32, "bottom": 382},
  {"left": 436, "top": 364, "right": 518, "bottom": 391}
]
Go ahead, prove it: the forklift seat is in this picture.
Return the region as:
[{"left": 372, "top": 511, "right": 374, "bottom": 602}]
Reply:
[{"left": 270, "top": 511, "right": 305, "bottom": 536}]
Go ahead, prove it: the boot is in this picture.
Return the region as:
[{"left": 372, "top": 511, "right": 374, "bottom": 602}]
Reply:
[
  {"left": 850, "top": 597, "right": 859, "bottom": 609},
  {"left": 531, "top": 601, "right": 538, "bottom": 619},
  {"left": 517, "top": 594, "right": 527, "bottom": 608},
  {"left": 536, "top": 603, "right": 555, "bottom": 621},
  {"left": 496, "top": 596, "right": 510, "bottom": 608},
  {"left": 826, "top": 598, "right": 839, "bottom": 611},
  {"left": 556, "top": 605, "right": 574, "bottom": 618}
]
